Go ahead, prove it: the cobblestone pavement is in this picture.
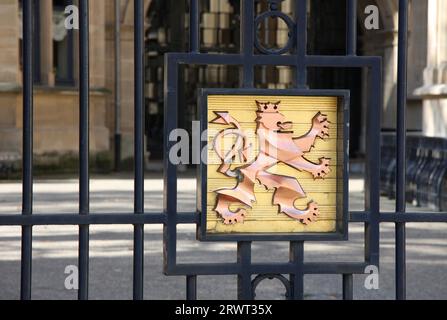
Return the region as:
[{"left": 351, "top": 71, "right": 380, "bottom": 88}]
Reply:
[{"left": 0, "top": 175, "right": 446, "bottom": 300}]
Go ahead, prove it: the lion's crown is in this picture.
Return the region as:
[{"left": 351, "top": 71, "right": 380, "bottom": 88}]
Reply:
[{"left": 256, "top": 101, "right": 281, "bottom": 113}]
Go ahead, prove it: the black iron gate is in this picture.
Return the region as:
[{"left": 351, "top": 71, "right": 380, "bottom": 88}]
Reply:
[{"left": 2, "top": 0, "right": 447, "bottom": 301}]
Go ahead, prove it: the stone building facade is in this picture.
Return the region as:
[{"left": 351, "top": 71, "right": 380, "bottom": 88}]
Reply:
[
  {"left": 0, "top": 0, "right": 445, "bottom": 172},
  {"left": 1, "top": 1, "right": 110, "bottom": 168},
  {"left": 0, "top": 0, "right": 152, "bottom": 171}
]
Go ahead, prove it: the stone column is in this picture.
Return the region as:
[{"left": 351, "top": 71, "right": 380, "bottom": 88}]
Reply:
[
  {"left": 73, "top": 0, "right": 79, "bottom": 86},
  {"left": 39, "top": 0, "right": 55, "bottom": 86},
  {"left": 414, "top": 0, "right": 447, "bottom": 138},
  {"left": 89, "top": 0, "right": 106, "bottom": 88},
  {"left": 0, "top": 0, "right": 21, "bottom": 155},
  {"left": 89, "top": 0, "right": 110, "bottom": 153},
  {"left": 0, "top": 0, "right": 20, "bottom": 84}
]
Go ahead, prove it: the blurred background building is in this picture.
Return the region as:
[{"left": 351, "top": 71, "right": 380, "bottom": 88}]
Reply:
[{"left": 0, "top": 0, "right": 446, "bottom": 181}]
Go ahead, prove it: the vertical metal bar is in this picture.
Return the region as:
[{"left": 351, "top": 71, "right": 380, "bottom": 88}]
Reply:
[
  {"left": 114, "top": 0, "right": 122, "bottom": 171},
  {"left": 162, "top": 0, "right": 183, "bottom": 276},
  {"left": 21, "top": 0, "right": 33, "bottom": 300},
  {"left": 342, "top": 274, "right": 353, "bottom": 300},
  {"left": 133, "top": 0, "right": 145, "bottom": 300},
  {"left": 189, "top": 0, "right": 200, "bottom": 52},
  {"left": 396, "top": 0, "right": 408, "bottom": 301},
  {"left": 240, "top": 0, "right": 254, "bottom": 87},
  {"left": 163, "top": 55, "right": 178, "bottom": 273},
  {"left": 237, "top": 1, "right": 254, "bottom": 300},
  {"left": 78, "top": 0, "right": 90, "bottom": 301},
  {"left": 346, "top": 0, "right": 357, "bottom": 55},
  {"left": 289, "top": 241, "right": 304, "bottom": 300},
  {"left": 295, "top": 0, "right": 307, "bottom": 87},
  {"left": 186, "top": 275, "right": 197, "bottom": 300},
  {"left": 364, "top": 62, "right": 381, "bottom": 267},
  {"left": 237, "top": 241, "right": 253, "bottom": 300}
]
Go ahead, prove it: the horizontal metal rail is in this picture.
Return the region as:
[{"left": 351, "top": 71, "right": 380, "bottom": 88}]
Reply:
[{"left": 1, "top": 211, "right": 445, "bottom": 226}]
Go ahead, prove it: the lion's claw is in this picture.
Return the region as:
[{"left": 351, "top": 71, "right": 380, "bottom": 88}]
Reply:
[
  {"left": 311, "top": 157, "right": 331, "bottom": 179},
  {"left": 313, "top": 113, "right": 330, "bottom": 140},
  {"left": 222, "top": 209, "right": 246, "bottom": 225},
  {"left": 317, "top": 125, "right": 330, "bottom": 139},
  {"left": 298, "top": 201, "right": 319, "bottom": 225}
]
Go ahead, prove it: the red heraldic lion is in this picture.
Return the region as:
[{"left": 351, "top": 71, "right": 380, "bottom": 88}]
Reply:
[{"left": 211, "top": 101, "right": 331, "bottom": 225}]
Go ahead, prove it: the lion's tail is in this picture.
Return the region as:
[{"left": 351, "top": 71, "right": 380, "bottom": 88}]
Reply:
[{"left": 213, "top": 129, "right": 251, "bottom": 178}]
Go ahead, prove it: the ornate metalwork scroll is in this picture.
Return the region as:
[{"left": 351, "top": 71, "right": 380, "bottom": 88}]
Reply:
[{"left": 254, "top": 0, "right": 296, "bottom": 55}]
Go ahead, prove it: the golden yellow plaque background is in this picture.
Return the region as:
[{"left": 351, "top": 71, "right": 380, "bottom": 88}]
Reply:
[{"left": 206, "top": 95, "right": 342, "bottom": 234}]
